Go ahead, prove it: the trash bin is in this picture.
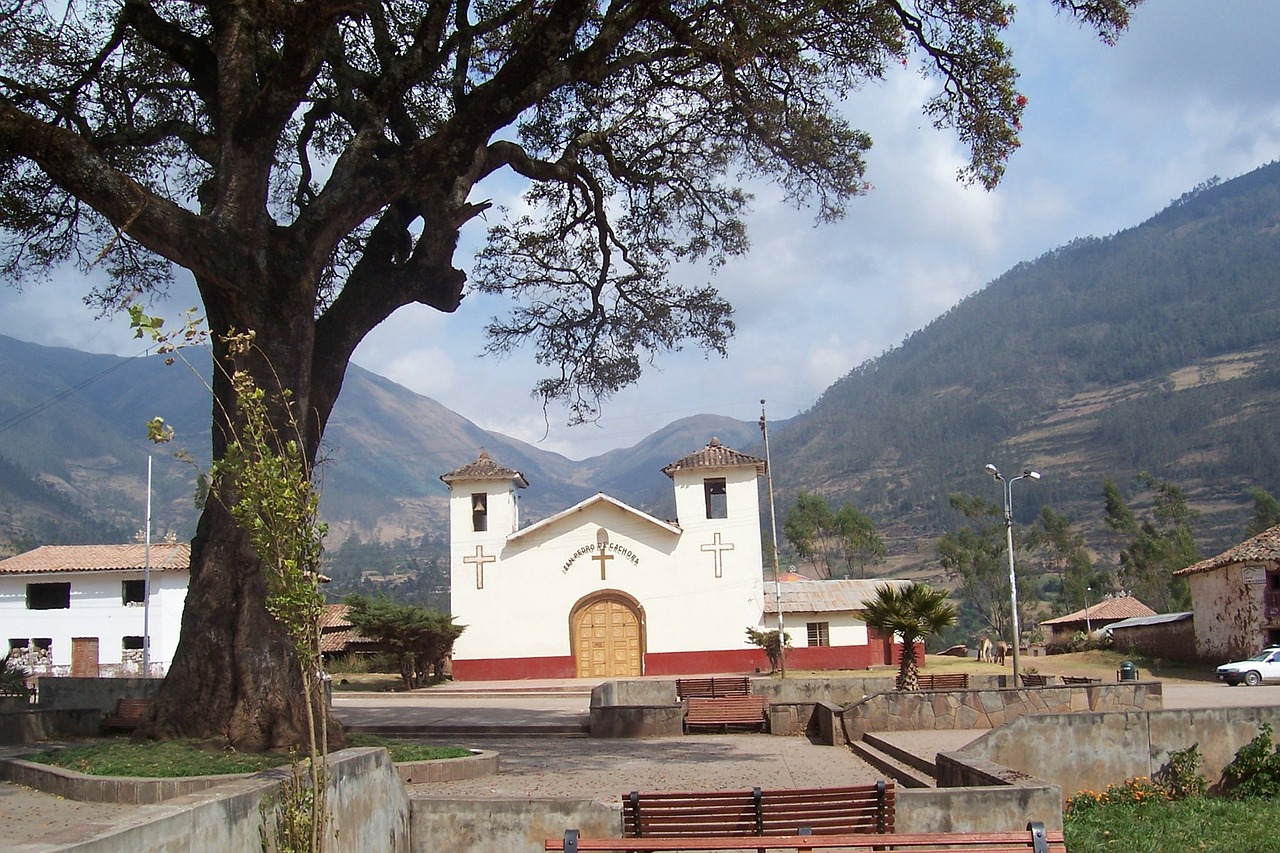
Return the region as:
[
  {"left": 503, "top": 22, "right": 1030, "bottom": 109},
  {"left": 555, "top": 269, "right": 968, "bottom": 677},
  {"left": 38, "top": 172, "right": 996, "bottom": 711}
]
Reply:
[{"left": 1118, "top": 660, "right": 1138, "bottom": 681}]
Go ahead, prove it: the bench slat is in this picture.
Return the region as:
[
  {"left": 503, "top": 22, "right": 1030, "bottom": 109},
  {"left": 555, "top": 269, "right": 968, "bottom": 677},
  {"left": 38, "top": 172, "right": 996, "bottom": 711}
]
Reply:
[
  {"left": 684, "top": 695, "right": 767, "bottom": 732},
  {"left": 549, "top": 826, "right": 1065, "bottom": 851},
  {"left": 676, "top": 676, "right": 753, "bottom": 699},
  {"left": 624, "top": 784, "right": 894, "bottom": 839}
]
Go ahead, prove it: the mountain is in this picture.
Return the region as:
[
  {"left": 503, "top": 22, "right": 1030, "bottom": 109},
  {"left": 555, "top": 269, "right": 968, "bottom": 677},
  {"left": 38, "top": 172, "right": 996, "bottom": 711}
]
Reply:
[
  {"left": 0, "top": 334, "right": 758, "bottom": 555},
  {"left": 5, "top": 161, "right": 1280, "bottom": 566},
  {"left": 772, "top": 162, "right": 1280, "bottom": 560}
]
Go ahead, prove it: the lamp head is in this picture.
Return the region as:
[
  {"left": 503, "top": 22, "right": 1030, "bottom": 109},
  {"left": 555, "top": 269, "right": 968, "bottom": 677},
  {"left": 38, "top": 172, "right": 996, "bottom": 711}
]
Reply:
[
  {"left": 1024, "top": 470, "right": 1041, "bottom": 480},
  {"left": 984, "top": 463, "right": 1000, "bottom": 478}
]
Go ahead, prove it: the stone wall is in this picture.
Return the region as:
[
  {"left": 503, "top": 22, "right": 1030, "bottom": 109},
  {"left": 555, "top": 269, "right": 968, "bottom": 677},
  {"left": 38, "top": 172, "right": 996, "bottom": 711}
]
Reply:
[
  {"left": 34, "top": 676, "right": 161, "bottom": 712},
  {"left": 12, "top": 747, "right": 410, "bottom": 853},
  {"left": 967, "top": 704, "right": 1280, "bottom": 798},
  {"left": 838, "top": 682, "right": 1162, "bottom": 742}
]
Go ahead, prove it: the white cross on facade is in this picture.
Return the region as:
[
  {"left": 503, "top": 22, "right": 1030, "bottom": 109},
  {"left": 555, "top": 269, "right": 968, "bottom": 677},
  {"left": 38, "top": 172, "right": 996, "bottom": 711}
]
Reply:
[
  {"left": 701, "top": 532, "right": 735, "bottom": 578},
  {"left": 463, "top": 545, "right": 497, "bottom": 589}
]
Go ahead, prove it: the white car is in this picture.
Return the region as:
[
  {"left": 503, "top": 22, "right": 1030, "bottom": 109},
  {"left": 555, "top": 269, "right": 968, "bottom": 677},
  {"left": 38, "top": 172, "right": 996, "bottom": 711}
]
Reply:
[{"left": 1217, "top": 647, "right": 1280, "bottom": 686}]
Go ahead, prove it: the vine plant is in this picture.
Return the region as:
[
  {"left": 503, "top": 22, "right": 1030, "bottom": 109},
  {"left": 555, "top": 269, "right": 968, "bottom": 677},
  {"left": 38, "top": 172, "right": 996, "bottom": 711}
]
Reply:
[{"left": 131, "top": 307, "right": 332, "bottom": 853}]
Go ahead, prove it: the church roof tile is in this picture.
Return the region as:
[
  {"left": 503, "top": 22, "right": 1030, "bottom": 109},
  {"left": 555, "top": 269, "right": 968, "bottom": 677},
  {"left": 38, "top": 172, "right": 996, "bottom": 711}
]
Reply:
[
  {"left": 661, "top": 437, "right": 766, "bottom": 478},
  {"left": 440, "top": 450, "right": 530, "bottom": 487}
]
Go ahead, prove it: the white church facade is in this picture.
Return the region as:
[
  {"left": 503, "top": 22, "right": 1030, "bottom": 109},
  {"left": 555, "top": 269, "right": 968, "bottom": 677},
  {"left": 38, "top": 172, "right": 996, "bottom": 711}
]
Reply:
[{"left": 443, "top": 439, "right": 903, "bottom": 680}]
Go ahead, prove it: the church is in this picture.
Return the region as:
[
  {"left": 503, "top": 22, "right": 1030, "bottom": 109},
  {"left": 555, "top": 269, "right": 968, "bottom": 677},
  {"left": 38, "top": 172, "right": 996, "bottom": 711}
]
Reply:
[{"left": 442, "top": 438, "right": 904, "bottom": 680}]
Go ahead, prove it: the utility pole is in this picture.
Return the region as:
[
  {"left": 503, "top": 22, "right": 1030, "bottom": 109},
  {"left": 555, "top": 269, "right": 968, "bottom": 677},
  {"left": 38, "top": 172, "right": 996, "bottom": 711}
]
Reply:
[{"left": 760, "top": 400, "right": 785, "bottom": 678}]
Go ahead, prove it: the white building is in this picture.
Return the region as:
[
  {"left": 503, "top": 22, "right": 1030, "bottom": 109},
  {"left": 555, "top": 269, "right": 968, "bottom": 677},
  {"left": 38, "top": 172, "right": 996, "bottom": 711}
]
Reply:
[
  {"left": 0, "top": 543, "right": 189, "bottom": 677},
  {"left": 442, "top": 439, "right": 906, "bottom": 680}
]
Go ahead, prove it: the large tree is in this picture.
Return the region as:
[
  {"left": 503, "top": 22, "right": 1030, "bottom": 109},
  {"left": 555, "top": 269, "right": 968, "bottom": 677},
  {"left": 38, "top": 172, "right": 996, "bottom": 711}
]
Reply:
[{"left": 0, "top": 1, "right": 1137, "bottom": 749}]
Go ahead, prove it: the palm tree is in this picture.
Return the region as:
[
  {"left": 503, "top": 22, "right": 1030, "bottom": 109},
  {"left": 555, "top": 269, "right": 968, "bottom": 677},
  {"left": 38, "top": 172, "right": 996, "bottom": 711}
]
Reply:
[{"left": 862, "top": 582, "right": 957, "bottom": 691}]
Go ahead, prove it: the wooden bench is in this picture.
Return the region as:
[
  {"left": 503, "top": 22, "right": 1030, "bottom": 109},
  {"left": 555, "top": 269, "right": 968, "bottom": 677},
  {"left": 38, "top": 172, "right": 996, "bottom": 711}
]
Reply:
[
  {"left": 101, "top": 697, "right": 154, "bottom": 733},
  {"left": 917, "top": 673, "right": 969, "bottom": 690},
  {"left": 548, "top": 822, "right": 1064, "bottom": 851},
  {"left": 676, "top": 676, "right": 753, "bottom": 700},
  {"left": 623, "top": 783, "right": 894, "bottom": 838},
  {"left": 1061, "top": 675, "right": 1100, "bottom": 685},
  {"left": 1019, "top": 673, "right": 1050, "bottom": 687},
  {"left": 685, "top": 694, "right": 767, "bottom": 732}
]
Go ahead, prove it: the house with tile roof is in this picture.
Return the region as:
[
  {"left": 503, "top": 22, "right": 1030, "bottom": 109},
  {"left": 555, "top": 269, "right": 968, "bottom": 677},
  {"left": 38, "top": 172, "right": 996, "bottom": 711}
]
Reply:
[
  {"left": 1038, "top": 596, "right": 1157, "bottom": 649},
  {"left": 442, "top": 439, "right": 906, "bottom": 680},
  {"left": 0, "top": 543, "right": 190, "bottom": 677},
  {"left": 1174, "top": 523, "right": 1280, "bottom": 661}
]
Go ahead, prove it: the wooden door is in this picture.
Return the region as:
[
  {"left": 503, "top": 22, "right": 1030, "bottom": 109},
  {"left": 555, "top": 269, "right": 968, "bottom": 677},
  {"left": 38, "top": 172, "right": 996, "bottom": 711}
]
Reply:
[
  {"left": 573, "top": 597, "right": 641, "bottom": 678},
  {"left": 71, "top": 637, "right": 99, "bottom": 677}
]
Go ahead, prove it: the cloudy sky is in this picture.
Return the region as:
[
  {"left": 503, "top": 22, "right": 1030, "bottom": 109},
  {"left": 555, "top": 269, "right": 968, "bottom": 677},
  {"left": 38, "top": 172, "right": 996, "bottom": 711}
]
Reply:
[{"left": 3, "top": 1, "right": 1279, "bottom": 461}]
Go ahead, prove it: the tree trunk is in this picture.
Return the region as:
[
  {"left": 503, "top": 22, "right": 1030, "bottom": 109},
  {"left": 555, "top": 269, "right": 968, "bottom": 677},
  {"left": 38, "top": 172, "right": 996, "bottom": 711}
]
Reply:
[{"left": 139, "top": 272, "right": 347, "bottom": 751}]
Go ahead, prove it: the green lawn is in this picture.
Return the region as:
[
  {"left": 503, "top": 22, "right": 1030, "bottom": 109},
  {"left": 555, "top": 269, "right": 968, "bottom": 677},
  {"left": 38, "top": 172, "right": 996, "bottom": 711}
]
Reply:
[
  {"left": 1065, "top": 795, "right": 1280, "bottom": 852},
  {"left": 29, "top": 737, "right": 473, "bottom": 777}
]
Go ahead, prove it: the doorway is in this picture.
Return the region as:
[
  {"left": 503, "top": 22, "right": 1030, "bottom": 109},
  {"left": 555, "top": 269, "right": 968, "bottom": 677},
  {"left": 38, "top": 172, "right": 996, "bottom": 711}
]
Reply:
[{"left": 570, "top": 592, "right": 644, "bottom": 678}]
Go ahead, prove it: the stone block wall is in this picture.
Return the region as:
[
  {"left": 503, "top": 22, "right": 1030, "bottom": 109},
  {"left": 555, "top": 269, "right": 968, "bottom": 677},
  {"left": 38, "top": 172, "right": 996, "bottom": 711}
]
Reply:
[{"left": 838, "top": 682, "right": 1162, "bottom": 742}]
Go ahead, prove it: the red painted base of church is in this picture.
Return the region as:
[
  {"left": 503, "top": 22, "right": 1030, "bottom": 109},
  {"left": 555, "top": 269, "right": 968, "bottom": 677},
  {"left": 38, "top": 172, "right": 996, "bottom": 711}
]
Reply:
[{"left": 451, "top": 642, "right": 904, "bottom": 681}]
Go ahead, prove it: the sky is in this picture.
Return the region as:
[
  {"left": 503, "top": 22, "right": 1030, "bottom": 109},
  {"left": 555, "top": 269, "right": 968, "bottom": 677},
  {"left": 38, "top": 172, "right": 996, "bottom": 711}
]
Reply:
[{"left": 3, "top": 2, "right": 1280, "bottom": 461}]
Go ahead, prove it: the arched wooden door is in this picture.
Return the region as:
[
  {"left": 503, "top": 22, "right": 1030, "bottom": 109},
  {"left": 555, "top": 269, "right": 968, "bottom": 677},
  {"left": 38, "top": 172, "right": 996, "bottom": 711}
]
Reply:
[{"left": 570, "top": 592, "right": 644, "bottom": 679}]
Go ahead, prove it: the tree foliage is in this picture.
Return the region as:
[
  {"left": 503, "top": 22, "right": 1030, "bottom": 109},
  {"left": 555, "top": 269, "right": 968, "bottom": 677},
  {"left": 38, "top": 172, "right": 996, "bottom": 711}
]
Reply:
[
  {"left": 744, "top": 626, "right": 790, "bottom": 674},
  {"left": 783, "top": 492, "right": 884, "bottom": 578},
  {"left": 0, "top": 0, "right": 1138, "bottom": 745},
  {"left": 1102, "top": 474, "right": 1196, "bottom": 612},
  {"left": 861, "top": 582, "right": 956, "bottom": 691},
  {"left": 1246, "top": 486, "right": 1280, "bottom": 537},
  {"left": 936, "top": 493, "right": 1034, "bottom": 642},
  {"left": 1029, "top": 506, "right": 1109, "bottom": 615},
  {"left": 344, "top": 594, "right": 464, "bottom": 690}
]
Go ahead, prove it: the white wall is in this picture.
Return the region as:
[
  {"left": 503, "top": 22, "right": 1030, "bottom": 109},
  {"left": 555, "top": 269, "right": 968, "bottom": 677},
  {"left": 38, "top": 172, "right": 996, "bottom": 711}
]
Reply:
[
  {"left": 1188, "top": 563, "right": 1269, "bottom": 662},
  {"left": 0, "top": 569, "right": 188, "bottom": 674},
  {"left": 785, "top": 611, "right": 871, "bottom": 648},
  {"left": 448, "top": 462, "right": 768, "bottom": 666}
]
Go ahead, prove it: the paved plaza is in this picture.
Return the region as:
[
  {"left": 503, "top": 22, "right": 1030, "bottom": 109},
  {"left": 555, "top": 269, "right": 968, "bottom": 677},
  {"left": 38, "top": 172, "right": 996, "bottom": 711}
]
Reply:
[{"left": 7, "top": 680, "right": 1280, "bottom": 847}]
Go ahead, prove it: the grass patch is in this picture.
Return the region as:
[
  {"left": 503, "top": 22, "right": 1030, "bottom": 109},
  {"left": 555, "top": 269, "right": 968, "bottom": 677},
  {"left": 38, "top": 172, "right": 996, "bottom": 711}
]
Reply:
[
  {"left": 29, "top": 737, "right": 477, "bottom": 777},
  {"left": 346, "top": 734, "right": 474, "bottom": 762},
  {"left": 1066, "top": 795, "right": 1280, "bottom": 851},
  {"left": 31, "top": 739, "right": 291, "bottom": 777}
]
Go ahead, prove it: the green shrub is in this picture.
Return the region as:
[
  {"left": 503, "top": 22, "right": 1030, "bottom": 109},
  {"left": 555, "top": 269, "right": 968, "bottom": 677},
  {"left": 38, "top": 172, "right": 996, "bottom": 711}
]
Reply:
[
  {"left": 1223, "top": 723, "right": 1280, "bottom": 799},
  {"left": 1156, "top": 742, "right": 1207, "bottom": 800}
]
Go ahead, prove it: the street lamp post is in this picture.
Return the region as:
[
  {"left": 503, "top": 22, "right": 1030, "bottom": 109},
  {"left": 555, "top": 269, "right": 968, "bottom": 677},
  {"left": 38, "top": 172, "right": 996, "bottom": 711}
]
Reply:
[
  {"left": 985, "top": 464, "right": 1040, "bottom": 686},
  {"left": 1085, "top": 586, "right": 1093, "bottom": 635}
]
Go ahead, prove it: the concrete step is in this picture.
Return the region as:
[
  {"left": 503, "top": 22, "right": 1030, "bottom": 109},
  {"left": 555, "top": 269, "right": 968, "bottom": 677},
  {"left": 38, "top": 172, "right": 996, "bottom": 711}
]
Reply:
[
  {"left": 345, "top": 721, "right": 591, "bottom": 738},
  {"left": 862, "top": 732, "right": 938, "bottom": 777},
  {"left": 850, "top": 737, "right": 934, "bottom": 788}
]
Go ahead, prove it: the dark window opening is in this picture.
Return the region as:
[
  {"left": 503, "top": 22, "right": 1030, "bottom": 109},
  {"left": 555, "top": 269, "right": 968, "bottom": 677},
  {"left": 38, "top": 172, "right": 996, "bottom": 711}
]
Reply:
[
  {"left": 807, "top": 622, "right": 830, "bottom": 647},
  {"left": 471, "top": 493, "right": 488, "bottom": 532},
  {"left": 122, "top": 579, "right": 145, "bottom": 605},
  {"left": 704, "top": 478, "right": 728, "bottom": 519},
  {"left": 122, "top": 636, "right": 145, "bottom": 651},
  {"left": 33, "top": 638, "right": 52, "bottom": 651},
  {"left": 26, "top": 583, "right": 70, "bottom": 610}
]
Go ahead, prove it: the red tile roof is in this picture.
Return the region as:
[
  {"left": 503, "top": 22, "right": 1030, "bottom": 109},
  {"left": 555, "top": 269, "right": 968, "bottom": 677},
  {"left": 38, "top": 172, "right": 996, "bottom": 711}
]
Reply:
[
  {"left": 319, "top": 604, "right": 374, "bottom": 654},
  {"left": 439, "top": 450, "right": 529, "bottom": 487},
  {"left": 1174, "top": 523, "right": 1280, "bottom": 577},
  {"left": 1040, "top": 596, "right": 1157, "bottom": 625},
  {"left": 661, "top": 437, "right": 766, "bottom": 478},
  {"left": 0, "top": 543, "right": 190, "bottom": 575}
]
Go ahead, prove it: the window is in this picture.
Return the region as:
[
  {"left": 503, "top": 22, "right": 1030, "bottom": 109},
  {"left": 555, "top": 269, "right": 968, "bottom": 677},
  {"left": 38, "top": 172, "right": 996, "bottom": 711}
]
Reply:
[
  {"left": 26, "top": 582, "right": 70, "bottom": 610},
  {"left": 703, "top": 478, "right": 727, "bottom": 519},
  {"left": 807, "top": 622, "right": 830, "bottom": 647},
  {"left": 471, "top": 493, "right": 488, "bottom": 532},
  {"left": 122, "top": 580, "right": 146, "bottom": 605},
  {"left": 122, "top": 636, "right": 145, "bottom": 651}
]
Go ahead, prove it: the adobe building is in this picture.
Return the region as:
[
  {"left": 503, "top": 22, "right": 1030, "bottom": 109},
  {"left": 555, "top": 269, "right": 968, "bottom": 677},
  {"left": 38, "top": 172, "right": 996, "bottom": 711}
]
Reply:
[{"left": 442, "top": 439, "right": 905, "bottom": 680}]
